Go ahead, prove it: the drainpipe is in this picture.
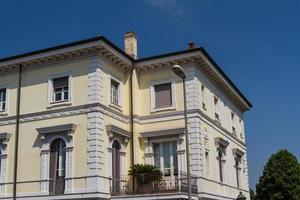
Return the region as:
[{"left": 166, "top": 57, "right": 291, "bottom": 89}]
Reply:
[
  {"left": 129, "top": 64, "right": 134, "bottom": 167},
  {"left": 13, "top": 64, "right": 22, "bottom": 200}
]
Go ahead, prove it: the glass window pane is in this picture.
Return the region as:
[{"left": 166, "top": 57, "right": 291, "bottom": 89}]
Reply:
[
  {"left": 64, "top": 89, "right": 69, "bottom": 100},
  {"left": 153, "top": 144, "right": 160, "bottom": 168},
  {"left": 163, "top": 143, "right": 170, "bottom": 176},
  {"left": 172, "top": 142, "right": 178, "bottom": 175}
]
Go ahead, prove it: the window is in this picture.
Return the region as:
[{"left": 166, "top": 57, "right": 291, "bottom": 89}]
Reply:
[
  {"left": 0, "top": 89, "right": 6, "bottom": 111},
  {"left": 205, "top": 151, "right": 210, "bottom": 175},
  {"left": 231, "top": 112, "right": 236, "bottom": 134},
  {"left": 111, "top": 79, "right": 120, "bottom": 105},
  {"left": 153, "top": 141, "right": 178, "bottom": 176},
  {"left": 214, "top": 96, "right": 220, "bottom": 121},
  {"left": 111, "top": 140, "right": 121, "bottom": 193},
  {"left": 49, "top": 138, "right": 66, "bottom": 195},
  {"left": 235, "top": 157, "right": 241, "bottom": 188},
  {"left": 201, "top": 85, "right": 207, "bottom": 110},
  {"left": 217, "top": 149, "right": 224, "bottom": 182},
  {"left": 154, "top": 83, "right": 172, "bottom": 108},
  {"left": 52, "top": 77, "right": 69, "bottom": 102}
]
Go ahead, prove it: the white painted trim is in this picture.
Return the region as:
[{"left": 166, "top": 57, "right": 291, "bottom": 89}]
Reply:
[
  {"left": 0, "top": 143, "right": 9, "bottom": 196},
  {"left": 108, "top": 74, "right": 123, "bottom": 110},
  {"left": 0, "top": 83, "right": 9, "bottom": 116},
  {"left": 150, "top": 79, "right": 176, "bottom": 113},
  {"left": 47, "top": 72, "right": 72, "bottom": 108},
  {"left": 40, "top": 133, "right": 74, "bottom": 194}
]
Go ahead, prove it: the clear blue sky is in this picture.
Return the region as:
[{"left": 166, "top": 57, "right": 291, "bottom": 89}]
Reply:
[{"left": 1, "top": 0, "right": 299, "bottom": 190}]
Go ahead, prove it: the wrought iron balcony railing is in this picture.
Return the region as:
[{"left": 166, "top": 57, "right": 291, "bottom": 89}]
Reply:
[{"left": 110, "top": 172, "right": 198, "bottom": 196}]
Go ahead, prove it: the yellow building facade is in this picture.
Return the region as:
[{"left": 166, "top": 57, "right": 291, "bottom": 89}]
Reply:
[{"left": 0, "top": 32, "right": 252, "bottom": 200}]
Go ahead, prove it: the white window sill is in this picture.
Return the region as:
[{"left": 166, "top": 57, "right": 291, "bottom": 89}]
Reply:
[
  {"left": 47, "top": 100, "right": 72, "bottom": 109},
  {"left": 151, "top": 106, "right": 176, "bottom": 113},
  {"left": 109, "top": 103, "right": 123, "bottom": 113},
  {"left": 0, "top": 110, "right": 8, "bottom": 116}
]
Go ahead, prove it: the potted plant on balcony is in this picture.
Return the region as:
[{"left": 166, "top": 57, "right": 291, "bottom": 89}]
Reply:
[{"left": 128, "top": 164, "right": 162, "bottom": 193}]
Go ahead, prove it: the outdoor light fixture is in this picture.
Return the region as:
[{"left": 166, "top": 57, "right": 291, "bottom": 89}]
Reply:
[
  {"left": 172, "top": 64, "right": 186, "bottom": 79},
  {"left": 172, "top": 64, "right": 191, "bottom": 200}
]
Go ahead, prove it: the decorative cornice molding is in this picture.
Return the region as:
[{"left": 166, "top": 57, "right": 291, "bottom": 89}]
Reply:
[
  {"left": 0, "top": 103, "right": 129, "bottom": 126},
  {"left": 0, "top": 44, "right": 131, "bottom": 76},
  {"left": 140, "top": 128, "right": 185, "bottom": 138},
  {"left": 0, "top": 104, "right": 245, "bottom": 147}
]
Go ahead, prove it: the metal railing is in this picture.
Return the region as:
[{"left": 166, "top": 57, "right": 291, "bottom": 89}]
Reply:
[{"left": 110, "top": 172, "right": 197, "bottom": 196}]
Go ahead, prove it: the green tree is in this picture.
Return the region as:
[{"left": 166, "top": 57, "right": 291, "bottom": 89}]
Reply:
[
  {"left": 256, "top": 149, "right": 300, "bottom": 200},
  {"left": 250, "top": 189, "right": 256, "bottom": 200}
]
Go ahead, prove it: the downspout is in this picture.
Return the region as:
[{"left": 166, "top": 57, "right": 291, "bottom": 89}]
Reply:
[
  {"left": 13, "top": 64, "right": 22, "bottom": 200},
  {"left": 129, "top": 63, "right": 135, "bottom": 168}
]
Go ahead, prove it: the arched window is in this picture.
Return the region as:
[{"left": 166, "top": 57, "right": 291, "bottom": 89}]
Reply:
[{"left": 49, "top": 138, "right": 66, "bottom": 195}]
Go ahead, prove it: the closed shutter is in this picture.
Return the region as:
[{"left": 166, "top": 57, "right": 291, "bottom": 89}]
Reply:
[
  {"left": 49, "top": 141, "right": 59, "bottom": 195},
  {"left": 154, "top": 83, "right": 172, "bottom": 108},
  {"left": 53, "top": 77, "right": 68, "bottom": 89}
]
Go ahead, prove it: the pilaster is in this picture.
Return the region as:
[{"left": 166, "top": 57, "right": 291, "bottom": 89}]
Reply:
[{"left": 86, "top": 56, "right": 107, "bottom": 192}]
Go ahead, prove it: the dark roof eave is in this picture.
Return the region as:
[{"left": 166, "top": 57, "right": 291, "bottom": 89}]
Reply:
[
  {"left": 199, "top": 47, "right": 252, "bottom": 109},
  {"left": 0, "top": 36, "right": 135, "bottom": 63}
]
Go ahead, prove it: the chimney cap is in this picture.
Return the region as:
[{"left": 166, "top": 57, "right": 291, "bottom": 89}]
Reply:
[
  {"left": 188, "top": 41, "right": 195, "bottom": 49},
  {"left": 124, "top": 31, "right": 137, "bottom": 38}
]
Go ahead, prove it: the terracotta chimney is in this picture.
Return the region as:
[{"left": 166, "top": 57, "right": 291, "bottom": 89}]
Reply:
[
  {"left": 188, "top": 41, "right": 195, "bottom": 49},
  {"left": 124, "top": 31, "right": 137, "bottom": 59}
]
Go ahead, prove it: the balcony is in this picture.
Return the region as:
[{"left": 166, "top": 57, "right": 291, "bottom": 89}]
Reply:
[{"left": 110, "top": 172, "right": 198, "bottom": 196}]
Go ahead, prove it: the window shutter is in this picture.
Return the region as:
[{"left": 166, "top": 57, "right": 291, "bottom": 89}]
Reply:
[
  {"left": 154, "top": 83, "right": 172, "bottom": 108},
  {"left": 49, "top": 141, "right": 59, "bottom": 194},
  {"left": 53, "top": 77, "right": 68, "bottom": 88}
]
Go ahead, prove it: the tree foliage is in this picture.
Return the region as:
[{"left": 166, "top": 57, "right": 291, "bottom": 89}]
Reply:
[
  {"left": 128, "top": 164, "right": 162, "bottom": 177},
  {"left": 250, "top": 189, "right": 256, "bottom": 200},
  {"left": 256, "top": 149, "right": 300, "bottom": 200}
]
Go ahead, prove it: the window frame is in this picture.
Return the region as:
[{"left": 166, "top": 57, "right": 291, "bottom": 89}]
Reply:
[
  {"left": 108, "top": 75, "right": 123, "bottom": 110},
  {"left": 0, "top": 84, "right": 9, "bottom": 115},
  {"left": 48, "top": 72, "right": 72, "bottom": 108},
  {"left": 150, "top": 79, "right": 176, "bottom": 113}
]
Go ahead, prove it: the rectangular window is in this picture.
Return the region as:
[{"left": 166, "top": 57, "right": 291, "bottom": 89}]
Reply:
[
  {"left": 154, "top": 83, "right": 172, "bottom": 108},
  {"left": 205, "top": 151, "right": 210, "bottom": 175},
  {"left": 201, "top": 85, "right": 207, "bottom": 110},
  {"left": 111, "top": 79, "right": 120, "bottom": 105},
  {"left": 0, "top": 88, "right": 6, "bottom": 111},
  {"left": 152, "top": 141, "right": 178, "bottom": 177},
  {"left": 231, "top": 112, "right": 236, "bottom": 134},
  {"left": 235, "top": 158, "right": 241, "bottom": 188},
  {"left": 214, "top": 96, "right": 220, "bottom": 121},
  {"left": 218, "top": 150, "right": 224, "bottom": 182},
  {"left": 53, "top": 77, "right": 69, "bottom": 102}
]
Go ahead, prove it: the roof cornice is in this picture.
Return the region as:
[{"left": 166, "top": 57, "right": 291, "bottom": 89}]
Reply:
[
  {"left": 0, "top": 36, "right": 251, "bottom": 111},
  {"left": 0, "top": 36, "right": 133, "bottom": 74},
  {"left": 136, "top": 48, "right": 251, "bottom": 112}
]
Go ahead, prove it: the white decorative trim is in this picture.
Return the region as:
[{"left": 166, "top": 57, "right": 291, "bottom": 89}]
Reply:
[
  {"left": 0, "top": 133, "right": 10, "bottom": 196},
  {"left": 47, "top": 72, "right": 72, "bottom": 108},
  {"left": 39, "top": 130, "right": 74, "bottom": 194},
  {"left": 86, "top": 56, "right": 107, "bottom": 193},
  {"left": 108, "top": 74, "right": 123, "bottom": 110},
  {"left": 0, "top": 83, "right": 9, "bottom": 116},
  {"left": 150, "top": 79, "right": 176, "bottom": 113}
]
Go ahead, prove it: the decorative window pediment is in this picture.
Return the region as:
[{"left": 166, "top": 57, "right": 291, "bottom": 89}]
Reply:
[
  {"left": 37, "top": 123, "right": 77, "bottom": 141},
  {"left": 141, "top": 128, "right": 185, "bottom": 138},
  {"left": 214, "top": 137, "right": 229, "bottom": 149},
  {"left": 232, "top": 148, "right": 244, "bottom": 158},
  {"left": 106, "top": 125, "right": 130, "bottom": 144}
]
